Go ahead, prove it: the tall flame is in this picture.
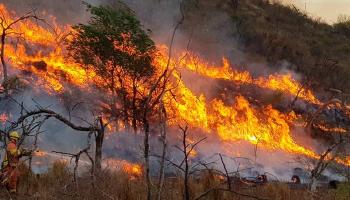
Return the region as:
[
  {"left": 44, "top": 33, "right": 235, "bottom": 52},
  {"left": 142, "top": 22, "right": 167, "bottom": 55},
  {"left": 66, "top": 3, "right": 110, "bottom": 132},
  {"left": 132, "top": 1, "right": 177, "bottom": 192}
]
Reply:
[
  {"left": 0, "top": 4, "right": 93, "bottom": 93},
  {"left": 164, "top": 73, "right": 317, "bottom": 158},
  {"left": 178, "top": 54, "right": 320, "bottom": 105}
]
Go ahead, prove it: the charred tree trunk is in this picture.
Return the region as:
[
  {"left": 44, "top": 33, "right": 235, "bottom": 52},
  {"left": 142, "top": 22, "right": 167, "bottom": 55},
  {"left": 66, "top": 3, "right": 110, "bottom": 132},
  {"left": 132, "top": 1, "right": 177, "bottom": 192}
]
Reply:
[
  {"left": 143, "top": 111, "right": 152, "bottom": 200},
  {"left": 309, "top": 141, "right": 343, "bottom": 192},
  {"left": 132, "top": 78, "right": 137, "bottom": 133},
  {"left": 95, "top": 117, "right": 105, "bottom": 170},
  {"left": 157, "top": 102, "right": 167, "bottom": 200},
  {"left": 182, "top": 126, "right": 190, "bottom": 200},
  {"left": 0, "top": 11, "right": 43, "bottom": 94},
  {"left": 122, "top": 90, "right": 129, "bottom": 129},
  {"left": 1, "top": 31, "right": 8, "bottom": 89},
  {"left": 110, "top": 74, "right": 120, "bottom": 128}
]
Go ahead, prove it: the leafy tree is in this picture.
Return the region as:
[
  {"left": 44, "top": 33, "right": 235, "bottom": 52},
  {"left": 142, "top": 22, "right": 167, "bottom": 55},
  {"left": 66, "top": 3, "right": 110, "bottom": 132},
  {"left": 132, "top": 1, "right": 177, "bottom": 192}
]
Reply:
[{"left": 68, "top": 3, "right": 156, "bottom": 132}]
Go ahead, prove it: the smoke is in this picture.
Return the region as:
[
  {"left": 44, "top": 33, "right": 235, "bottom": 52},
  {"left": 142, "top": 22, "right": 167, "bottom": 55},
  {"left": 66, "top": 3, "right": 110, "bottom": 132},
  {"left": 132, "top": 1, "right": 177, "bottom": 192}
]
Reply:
[{"left": 0, "top": 0, "right": 345, "bottom": 182}]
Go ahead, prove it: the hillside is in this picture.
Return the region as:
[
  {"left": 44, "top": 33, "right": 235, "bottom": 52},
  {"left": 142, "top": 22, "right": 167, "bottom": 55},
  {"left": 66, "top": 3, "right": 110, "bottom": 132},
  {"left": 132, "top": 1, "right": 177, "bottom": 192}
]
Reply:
[
  {"left": 182, "top": 0, "right": 350, "bottom": 95},
  {"left": 234, "top": 0, "right": 350, "bottom": 93}
]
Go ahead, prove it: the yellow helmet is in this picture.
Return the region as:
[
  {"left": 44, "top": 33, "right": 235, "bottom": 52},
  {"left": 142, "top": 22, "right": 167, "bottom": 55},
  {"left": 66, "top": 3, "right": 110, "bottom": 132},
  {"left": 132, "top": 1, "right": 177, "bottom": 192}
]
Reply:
[{"left": 9, "top": 131, "right": 20, "bottom": 140}]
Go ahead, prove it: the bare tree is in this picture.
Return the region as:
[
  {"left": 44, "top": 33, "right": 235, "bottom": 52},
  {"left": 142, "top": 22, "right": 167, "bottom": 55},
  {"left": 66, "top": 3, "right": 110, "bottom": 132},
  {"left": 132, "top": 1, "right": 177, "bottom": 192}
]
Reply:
[
  {"left": 53, "top": 132, "right": 95, "bottom": 188},
  {"left": 309, "top": 139, "right": 344, "bottom": 191},
  {"left": 153, "top": 125, "right": 207, "bottom": 200},
  {"left": 2, "top": 100, "right": 106, "bottom": 170},
  {"left": 141, "top": 1, "right": 185, "bottom": 199},
  {"left": 195, "top": 154, "right": 268, "bottom": 200},
  {"left": 156, "top": 99, "right": 167, "bottom": 200},
  {"left": 176, "top": 125, "right": 206, "bottom": 200}
]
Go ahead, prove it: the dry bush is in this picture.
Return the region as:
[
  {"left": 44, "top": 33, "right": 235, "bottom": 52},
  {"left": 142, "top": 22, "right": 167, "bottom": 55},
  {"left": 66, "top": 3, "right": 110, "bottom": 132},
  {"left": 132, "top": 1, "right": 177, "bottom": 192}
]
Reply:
[{"left": 0, "top": 162, "right": 347, "bottom": 200}]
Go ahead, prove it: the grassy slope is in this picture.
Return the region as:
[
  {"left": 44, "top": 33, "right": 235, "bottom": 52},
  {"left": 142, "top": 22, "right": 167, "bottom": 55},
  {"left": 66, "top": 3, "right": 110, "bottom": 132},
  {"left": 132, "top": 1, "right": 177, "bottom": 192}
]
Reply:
[
  {"left": 230, "top": 0, "right": 350, "bottom": 93},
  {"left": 182, "top": 0, "right": 350, "bottom": 93}
]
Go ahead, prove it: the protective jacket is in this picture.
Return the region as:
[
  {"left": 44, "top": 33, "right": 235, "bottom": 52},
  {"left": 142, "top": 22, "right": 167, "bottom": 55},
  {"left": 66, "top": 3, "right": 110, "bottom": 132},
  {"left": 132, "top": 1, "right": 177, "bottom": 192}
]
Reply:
[
  {"left": 2, "top": 141, "right": 21, "bottom": 168},
  {"left": 1, "top": 140, "right": 25, "bottom": 193}
]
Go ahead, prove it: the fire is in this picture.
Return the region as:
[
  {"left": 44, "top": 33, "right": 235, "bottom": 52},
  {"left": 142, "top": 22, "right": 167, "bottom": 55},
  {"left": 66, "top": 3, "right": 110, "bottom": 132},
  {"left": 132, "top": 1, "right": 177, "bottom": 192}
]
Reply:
[
  {"left": 0, "top": 4, "right": 93, "bottom": 94},
  {"left": 0, "top": 113, "right": 8, "bottom": 123},
  {"left": 123, "top": 163, "right": 142, "bottom": 177},
  {"left": 313, "top": 124, "right": 348, "bottom": 133},
  {"left": 0, "top": 4, "right": 320, "bottom": 103},
  {"left": 1, "top": 4, "right": 349, "bottom": 168},
  {"left": 178, "top": 55, "right": 320, "bottom": 105},
  {"left": 33, "top": 150, "right": 47, "bottom": 157},
  {"left": 165, "top": 78, "right": 317, "bottom": 158},
  {"left": 104, "top": 159, "right": 142, "bottom": 178}
]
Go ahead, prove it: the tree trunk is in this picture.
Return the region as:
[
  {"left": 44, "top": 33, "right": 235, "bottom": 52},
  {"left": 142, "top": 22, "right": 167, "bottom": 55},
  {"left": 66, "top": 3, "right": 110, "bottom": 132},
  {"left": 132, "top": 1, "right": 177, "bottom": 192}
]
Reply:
[
  {"left": 95, "top": 118, "right": 105, "bottom": 170},
  {"left": 1, "top": 31, "right": 8, "bottom": 88},
  {"left": 182, "top": 127, "right": 190, "bottom": 200},
  {"left": 132, "top": 78, "right": 137, "bottom": 133},
  {"left": 184, "top": 160, "right": 190, "bottom": 200},
  {"left": 310, "top": 177, "right": 318, "bottom": 192},
  {"left": 122, "top": 91, "right": 129, "bottom": 130},
  {"left": 157, "top": 104, "right": 167, "bottom": 200},
  {"left": 143, "top": 112, "right": 151, "bottom": 200}
]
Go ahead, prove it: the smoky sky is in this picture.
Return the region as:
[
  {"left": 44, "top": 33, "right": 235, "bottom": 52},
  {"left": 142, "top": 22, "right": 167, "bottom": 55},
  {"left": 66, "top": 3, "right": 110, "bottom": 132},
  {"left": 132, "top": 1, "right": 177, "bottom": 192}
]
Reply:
[{"left": 0, "top": 0, "right": 244, "bottom": 62}]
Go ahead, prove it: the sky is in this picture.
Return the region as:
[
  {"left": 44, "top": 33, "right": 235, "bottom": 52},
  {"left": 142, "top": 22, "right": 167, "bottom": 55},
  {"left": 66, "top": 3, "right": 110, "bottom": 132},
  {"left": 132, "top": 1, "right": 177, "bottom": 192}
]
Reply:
[{"left": 282, "top": 0, "right": 350, "bottom": 23}]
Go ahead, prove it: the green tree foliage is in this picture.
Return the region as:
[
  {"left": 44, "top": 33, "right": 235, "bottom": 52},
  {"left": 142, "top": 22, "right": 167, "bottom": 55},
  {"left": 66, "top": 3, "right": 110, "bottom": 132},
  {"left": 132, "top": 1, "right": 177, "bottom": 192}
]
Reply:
[
  {"left": 68, "top": 4, "right": 156, "bottom": 131},
  {"left": 69, "top": 4, "right": 155, "bottom": 77}
]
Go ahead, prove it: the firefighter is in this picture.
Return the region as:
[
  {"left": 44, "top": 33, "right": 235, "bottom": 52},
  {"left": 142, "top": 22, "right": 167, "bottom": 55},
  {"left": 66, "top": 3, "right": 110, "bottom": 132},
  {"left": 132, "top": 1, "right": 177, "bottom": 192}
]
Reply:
[{"left": 1, "top": 131, "right": 31, "bottom": 193}]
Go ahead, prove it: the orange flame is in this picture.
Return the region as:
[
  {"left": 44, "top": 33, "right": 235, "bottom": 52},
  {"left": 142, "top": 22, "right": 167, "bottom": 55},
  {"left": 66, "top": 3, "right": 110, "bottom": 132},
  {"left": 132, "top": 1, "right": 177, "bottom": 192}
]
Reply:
[
  {"left": 123, "top": 163, "right": 142, "bottom": 177},
  {"left": 0, "top": 113, "right": 8, "bottom": 123},
  {"left": 313, "top": 124, "right": 348, "bottom": 133},
  {"left": 0, "top": 4, "right": 93, "bottom": 93},
  {"left": 33, "top": 150, "right": 47, "bottom": 157},
  {"left": 105, "top": 158, "right": 142, "bottom": 179},
  {"left": 178, "top": 54, "right": 320, "bottom": 105}
]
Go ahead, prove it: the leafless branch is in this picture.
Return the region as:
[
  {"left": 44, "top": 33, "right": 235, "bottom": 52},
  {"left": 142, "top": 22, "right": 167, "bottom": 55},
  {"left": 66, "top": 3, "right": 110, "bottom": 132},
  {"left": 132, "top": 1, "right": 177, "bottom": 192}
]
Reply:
[{"left": 219, "top": 154, "right": 231, "bottom": 190}]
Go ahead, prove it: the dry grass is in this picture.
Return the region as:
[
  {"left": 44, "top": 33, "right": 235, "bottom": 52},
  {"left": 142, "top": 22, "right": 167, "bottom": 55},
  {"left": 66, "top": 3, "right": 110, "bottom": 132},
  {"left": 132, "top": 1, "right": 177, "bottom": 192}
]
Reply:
[{"left": 0, "top": 161, "right": 348, "bottom": 199}]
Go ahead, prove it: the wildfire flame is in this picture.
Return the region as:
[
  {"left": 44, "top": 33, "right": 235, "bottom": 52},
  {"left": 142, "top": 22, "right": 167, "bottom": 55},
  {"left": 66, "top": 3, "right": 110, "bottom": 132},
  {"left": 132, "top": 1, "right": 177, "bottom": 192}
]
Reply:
[
  {"left": 0, "top": 113, "right": 8, "bottom": 123},
  {"left": 105, "top": 159, "right": 142, "bottom": 178},
  {"left": 0, "top": 4, "right": 348, "bottom": 167},
  {"left": 313, "top": 124, "right": 348, "bottom": 133},
  {"left": 123, "top": 163, "right": 142, "bottom": 177},
  {"left": 0, "top": 4, "right": 93, "bottom": 93},
  {"left": 33, "top": 150, "right": 47, "bottom": 157},
  {"left": 178, "top": 55, "right": 320, "bottom": 105}
]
